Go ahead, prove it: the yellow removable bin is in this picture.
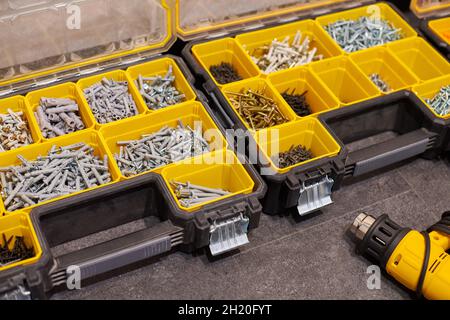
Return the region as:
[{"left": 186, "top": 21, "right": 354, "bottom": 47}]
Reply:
[
  {"left": 350, "top": 47, "right": 419, "bottom": 94},
  {"left": 0, "top": 95, "right": 41, "bottom": 149},
  {"left": 235, "top": 19, "right": 343, "bottom": 74},
  {"left": 0, "top": 129, "right": 120, "bottom": 214},
  {"left": 99, "top": 101, "right": 228, "bottom": 179},
  {"left": 268, "top": 67, "right": 340, "bottom": 118},
  {"left": 26, "top": 82, "right": 96, "bottom": 140},
  {"left": 310, "top": 56, "right": 380, "bottom": 105},
  {"left": 316, "top": 3, "right": 417, "bottom": 52},
  {"left": 221, "top": 78, "right": 297, "bottom": 131},
  {"left": 77, "top": 70, "right": 148, "bottom": 127},
  {"left": 429, "top": 17, "right": 450, "bottom": 45},
  {"left": 388, "top": 38, "right": 450, "bottom": 82},
  {"left": 161, "top": 149, "right": 254, "bottom": 212},
  {"left": 254, "top": 117, "right": 341, "bottom": 175},
  {"left": 412, "top": 74, "right": 450, "bottom": 119},
  {"left": 0, "top": 211, "right": 42, "bottom": 272},
  {"left": 127, "top": 57, "right": 196, "bottom": 110},
  {"left": 191, "top": 38, "right": 260, "bottom": 86}
]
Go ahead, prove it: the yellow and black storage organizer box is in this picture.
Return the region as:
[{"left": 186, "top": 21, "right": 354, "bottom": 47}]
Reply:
[
  {"left": 0, "top": 0, "right": 266, "bottom": 300},
  {"left": 182, "top": 1, "right": 450, "bottom": 216}
]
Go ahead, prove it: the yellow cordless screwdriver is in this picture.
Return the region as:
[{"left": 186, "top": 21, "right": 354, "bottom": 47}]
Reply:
[{"left": 350, "top": 212, "right": 450, "bottom": 300}]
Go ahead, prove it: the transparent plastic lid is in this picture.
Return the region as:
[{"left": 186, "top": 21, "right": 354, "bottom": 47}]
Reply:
[
  {"left": 410, "top": 0, "right": 450, "bottom": 18},
  {"left": 175, "top": 0, "right": 374, "bottom": 40},
  {"left": 0, "top": 0, "right": 172, "bottom": 84}
]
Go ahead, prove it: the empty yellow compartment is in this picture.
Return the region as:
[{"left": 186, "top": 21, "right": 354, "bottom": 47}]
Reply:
[
  {"left": 316, "top": 3, "right": 417, "bottom": 51},
  {"left": 127, "top": 57, "right": 196, "bottom": 111},
  {"left": 268, "top": 67, "right": 339, "bottom": 118},
  {"left": 235, "top": 19, "right": 343, "bottom": 73},
  {"left": 99, "top": 101, "right": 228, "bottom": 179},
  {"left": 350, "top": 47, "right": 419, "bottom": 93},
  {"left": 0, "top": 129, "right": 120, "bottom": 214},
  {"left": 254, "top": 117, "right": 341, "bottom": 175},
  {"left": 310, "top": 56, "right": 380, "bottom": 105},
  {"left": 26, "top": 82, "right": 96, "bottom": 140},
  {"left": 77, "top": 70, "right": 147, "bottom": 127},
  {"left": 161, "top": 149, "right": 254, "bottom": 212},
  {"left": 221, "top": 78, "right": 297, "bottom": 131},
  {"left": 0, "top": 211, "right": 42, "bottom": 272},
  {"left": 429, "top": 17, "right": 450, "bottom": 45},
  {"left": 388, "top": 38, "right": 450, "bottom": 81},
  {"left": 413, "top": 74, "right": 450, "bottom": 119},
  {"left": 0, "top": 95, "right": 41, "bottom": 149},
  {"left": 191, "top": 38, "right": 260, "bottom": 86}
]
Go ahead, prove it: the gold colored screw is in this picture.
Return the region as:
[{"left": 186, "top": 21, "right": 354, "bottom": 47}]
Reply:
[{"left": 225, "top": 88, "right": 289, "bottom": 130}]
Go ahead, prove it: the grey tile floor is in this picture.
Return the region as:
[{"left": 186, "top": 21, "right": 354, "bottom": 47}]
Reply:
[{"left": 52, "top": 157, "right": 449, "bottom": 300}]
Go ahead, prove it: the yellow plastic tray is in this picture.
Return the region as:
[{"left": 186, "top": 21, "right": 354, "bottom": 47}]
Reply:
[
  {"left": 387, "top": 37, "right": 450, "bottom": 82},
  {"left": 0, "top": 95, "right": 41, "bottom": 150},
  {"left": 412, "top": 74, "right": 450, "bottom": 119},
  {"left": 310, "top": 56, "right": 380, "bottom": 106},
  {"left": 221, "top": 78, "right": 297, "bottom": 131},
  {"left": 127, "top": 57, "right": 197, "bottom": 110},
  {"left": 349, "top": 47, "right": 420, "bottom": 94},
  {"left": 77, "top": 70, "right": 148, "bottom": 128},
  {"left": 235, "top": 19, "right": 343, "bottom": 74},
  {"left": 0, "top": 129, "right": 120, "bottom": 214},
  {"left": 253, "top": 117, "right": 341, "bottom": 175},
  {"left": 429, "top": 17, "right": 450, "bottom": 45},
  {"left": 26, "top": 82, "right": 96, "bottom": 141},
  {"left": 268, "top": 66, "right": 340, "bottom": 117},
  {"left": 161, "top": 149, "right": 254, "bottom": 212},
  {"left": 0, "top": 211, "right": 42, "bottom": 272},
  {"left": 191, "top": 38, "right": 260, "bottom": 87},
  {"left": 316, "top": 3, "right": 417, "bottom": 53},
  {"left": 99, "top": 101, "right": 228, "bottom": 179}
]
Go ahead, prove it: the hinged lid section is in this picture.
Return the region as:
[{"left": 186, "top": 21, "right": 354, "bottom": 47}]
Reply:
[
  {"left": 0, "top": 0, "right": 173, "bottom": 86},
  {"left": 175, "top": 0, "right": 374, "bottom": 40},
  {"left": 209, "top": 213, "right": 249, "bottom": 256},
  {"left": 297, "top": 176, "right": 333, "bottom": 216},
  {"left": 410, "top": 0, "right": 450, "bottom": 18}
]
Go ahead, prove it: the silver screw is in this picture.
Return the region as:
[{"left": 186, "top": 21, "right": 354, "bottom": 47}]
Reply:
[
  {"left": 426, "top": 85, "right": 450, "bottom": 116},
  {"left": 170, "top": 180, "right": 230, "bottom": 208},
  {"left": 325, "top": 17, "right": 403, "bottom": 53}
]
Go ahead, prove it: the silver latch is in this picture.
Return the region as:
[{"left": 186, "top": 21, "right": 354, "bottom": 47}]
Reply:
[
  {"left": 297, "top": 176, "right": 334, "bottom": 216},
  {"left": 209, "top": 213, "right": 250, "bottom": 256},
  {"left": 0, "top": 285, "right": 31, "bottom": 300}
]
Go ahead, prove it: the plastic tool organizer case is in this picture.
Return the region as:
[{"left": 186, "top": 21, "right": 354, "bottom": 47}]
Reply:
[
  {"left": 0, "top": 1, "right": 266, "bottom": 300},
  {"left": 182, "top": 1, "right": 450, "bottom": 216}
]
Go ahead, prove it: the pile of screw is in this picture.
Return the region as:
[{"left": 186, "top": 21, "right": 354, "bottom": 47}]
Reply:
[
  {"left": 248, "top": 31, "right": 323, "bottom": 74},
  {"left": 369, "top": 73, "right": 392, "bottom": 93},
  {"left": 210, "top": 62, "right": 242, "bottom": 84},
  {"left": 83, "top": 78, "right": 139, "bottom": 124},
  {"left": 325, "top": 17, "right": 403, "bottom": 53},
  {"left": 281, "top": 90, "right": 311, "bottom": 117},
  {"left": 170, "top": 180, "right": 230, "bottom": 208},
  {"left": 226, "top": 88, "right": 289, "bottom": 130},
  {"left": 35, "top": 97, "right": 85, "bottom": 139},
  {"left": 114, "top": 121, "right": 210, "bottom": 177},
  {"left": 273, "top": 144, "right": 313, "bottom": 169},
  {"left": 135, "top": 66, "right": 186, "bottom": 110},
  {"left": 0, "top": 234, "right": 34, "bottom": 267},
  {"left": 0, "top": 143, "right": 112, "bottom": 212},
  {"left": 426, "top": 85, "right": 450, "bottom": 116},
  {"left": 0, "top": 109, "right": 33, "bottom": 152}
]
